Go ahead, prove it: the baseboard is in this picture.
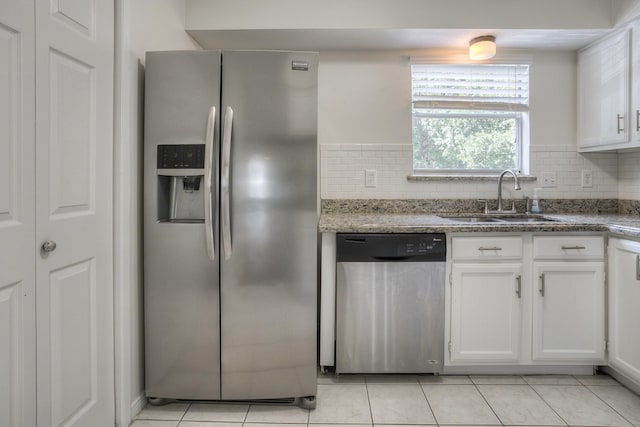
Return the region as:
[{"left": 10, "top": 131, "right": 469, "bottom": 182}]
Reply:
[
  {"left": 600, "top": 366, "right": 640, "bottom": 396},
  {"left": 131, "top": 393, "right": 146, "bottom": 419},
  {"left": 442, "top": 365, "right": 595, "bottom": 376}
]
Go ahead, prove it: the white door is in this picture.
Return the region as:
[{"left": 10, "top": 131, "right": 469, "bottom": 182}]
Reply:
[
  {"left": 450, "top": 263, "right": 523, "bottom": 363},
  {"left": 532, "top": 262, "right": 605, "bottom": 362},
  {"left": 35, "top": 0, "right": 115, "bottom": 425},
  {"left": 608, "top": 239, "right": 640, "bottom": 383},
  {"left": 0, "top": 1, "right": 36, "bottom": 426}
]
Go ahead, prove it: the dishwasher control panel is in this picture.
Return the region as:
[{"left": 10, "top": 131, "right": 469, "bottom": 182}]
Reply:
[
  {"left": 337, "top": 233, "right": 446, "bottom": 262},
  {"left": 403, "top": 240, "right": 441, "bottom": 255}
]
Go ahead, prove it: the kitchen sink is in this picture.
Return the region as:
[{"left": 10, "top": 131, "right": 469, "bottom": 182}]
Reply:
[
  {"left": 442, "top": 216, "right": 502, "bottom": 223},
  {"left": 441, "top": 215, "right": 558, "bottom": 223},
  {"left": 495, "top": 216, "right": 558, "bottom": 223}
]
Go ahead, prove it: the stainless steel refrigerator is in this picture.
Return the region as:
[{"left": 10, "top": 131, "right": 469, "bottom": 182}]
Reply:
[{"left": 143, "top": 50, "right": 318, "bottom": 407}]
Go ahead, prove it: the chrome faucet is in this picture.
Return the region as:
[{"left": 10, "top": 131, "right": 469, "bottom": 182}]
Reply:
[{"left": 490, "top": 169, "right": 521, "bottom": 213}]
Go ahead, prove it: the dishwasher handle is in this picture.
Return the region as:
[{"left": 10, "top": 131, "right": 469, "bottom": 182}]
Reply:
[{"left": 373, "top": 256, "right": 412, "bottom": 261}]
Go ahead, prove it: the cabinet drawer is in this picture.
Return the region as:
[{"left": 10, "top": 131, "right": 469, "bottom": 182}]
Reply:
[
  {"left": 452, "top": 236, "right": 523, "bottom": 260},
  {"left": 533, "top": 235, "right": 604, "bottom": 260}
]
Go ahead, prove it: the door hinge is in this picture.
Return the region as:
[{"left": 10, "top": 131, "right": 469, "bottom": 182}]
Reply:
[
  {"left": 449, "top": 271, "right": 452, "bottom": 286},
  {"left": 605, "top": 340, "right": 609, "bottom": 352},
  {"left": 448, "top": 341, "right": 452, "bottom": 356}
]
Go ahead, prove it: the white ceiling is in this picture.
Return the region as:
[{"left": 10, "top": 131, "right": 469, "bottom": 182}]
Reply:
[{"left": 185, "top": 0, "right": 640, "bottom": 51}]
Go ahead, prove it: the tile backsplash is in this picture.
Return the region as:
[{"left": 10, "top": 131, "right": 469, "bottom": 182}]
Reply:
[{"left": 320, "top": 143, "right": 619, "bottom": 200}]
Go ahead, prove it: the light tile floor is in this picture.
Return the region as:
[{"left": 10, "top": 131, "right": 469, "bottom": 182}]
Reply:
[{"left": 132, "top": 374, "right": 640, "bottom": 427}]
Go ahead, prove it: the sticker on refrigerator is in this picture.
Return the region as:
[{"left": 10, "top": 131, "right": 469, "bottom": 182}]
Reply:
[{"left": 292, "top": 61, "right": 309, "bottom": 71}]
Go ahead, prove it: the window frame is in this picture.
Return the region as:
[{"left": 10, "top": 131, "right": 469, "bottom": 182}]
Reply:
[{"left": 410, "top": 56, "right": 531, "bottom": 176}]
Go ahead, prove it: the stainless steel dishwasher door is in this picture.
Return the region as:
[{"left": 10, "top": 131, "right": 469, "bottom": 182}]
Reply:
[{"left": 335, "top": 234, "right": 446, "bottom": 374}]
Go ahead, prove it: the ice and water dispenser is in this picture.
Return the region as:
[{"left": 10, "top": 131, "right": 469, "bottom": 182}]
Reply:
[{"left": 156, "top": 144, "right": 206, "bottom": 223}]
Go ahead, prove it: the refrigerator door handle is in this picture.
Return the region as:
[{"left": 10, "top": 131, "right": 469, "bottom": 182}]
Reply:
[
  {"left": 222, "top": 106, "right": 233, "bottom": 259},
  {"left": 204, "top": 106, "right": 216, "bottom": 261}
]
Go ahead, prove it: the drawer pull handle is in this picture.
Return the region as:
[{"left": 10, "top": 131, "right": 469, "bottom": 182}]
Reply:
[
  {"left": 516, "top": 275, "right": 522, "bottom": 298},
  {"left": 617, "top": 114, "right": 625, "bottom": 134},
  {"left": 561, "top": 245, "right": 586, "bottom": 250},
  {"left": 478, "top": 247, "right": 502, "bottom": 251},
  {"left": 539, "top": 273, "right": 546, "bottom": 297},
  {"left": 636, "top": 255, "right": 640, "bottom": 281}
]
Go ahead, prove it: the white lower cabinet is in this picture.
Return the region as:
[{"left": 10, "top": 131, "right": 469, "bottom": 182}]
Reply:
[
  {"left": 450, "top": 263, "right": 522, "bottom": 363},
  {"left": 608, "top": 238, "right": 640, "bottom": 384},
  {"left": 532, "top": 262, "right": 605, "bottom": 362},
  {"left": 448, "top": 233, "right": 605, "bottom": 367}
]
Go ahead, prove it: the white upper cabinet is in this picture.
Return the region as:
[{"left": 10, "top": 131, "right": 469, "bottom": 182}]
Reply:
[
  {"left": 631, "top": 19, "right": 640, "bottom": 142},
  {"left": 577, "top": 29, "right": 630, "bottom": 151}
]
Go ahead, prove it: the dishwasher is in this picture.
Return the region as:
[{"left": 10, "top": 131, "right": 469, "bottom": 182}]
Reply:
[{"left": 335, "top": 233, "right": 446, "bottom": 374}]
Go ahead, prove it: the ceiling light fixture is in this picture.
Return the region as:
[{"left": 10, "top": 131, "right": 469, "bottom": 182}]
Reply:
[{"left": 469, "top": 35, "right": 496, "bottom": 60}]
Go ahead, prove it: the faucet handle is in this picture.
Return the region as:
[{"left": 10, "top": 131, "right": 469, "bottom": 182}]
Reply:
[
  {"left": 477, "top": 199, "right": 489, "bottom": 214},
  {"left": 522, "top": 195, "right": 531, "bottom": 214}
]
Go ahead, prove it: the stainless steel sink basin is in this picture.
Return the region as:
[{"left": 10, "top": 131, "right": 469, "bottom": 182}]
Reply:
[
  {"left": 441, "top": 215, "right": 558, "bottom": 223},
  {"left": 441, "top": 216, "right": 502, "bottom": 223},
  {"left": 495, "top": 216, "right": 557, "bottom": 223}
]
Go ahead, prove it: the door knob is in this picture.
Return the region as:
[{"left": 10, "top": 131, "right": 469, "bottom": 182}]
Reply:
[{"left": 42, "top": 241, "right": 57, "bottom": 253}]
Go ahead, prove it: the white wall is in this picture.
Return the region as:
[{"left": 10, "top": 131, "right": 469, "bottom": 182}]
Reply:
[
  {"left": 529, "top": 52, "right": 577, "bottom": 151},
  {"left": 117, "top": 0, "right": 200, "bottom": 423},
  {"left": 129, "top": 0, "right": 201, "bottom": 60},
  {"left": 318, "top": 51, "right": 410, "bottom": 144},
  {"left": 618, "top": 149, "right": 640, "bottom": 200},
  {"left": 318, "top": 49, "right": 619, "bottom": 200},
  {"left": 614, "top": 0, "right": 640, "bottom": 25}
]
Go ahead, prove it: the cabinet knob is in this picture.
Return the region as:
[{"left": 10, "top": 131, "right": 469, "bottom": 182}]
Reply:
[{"left": 42, "top": 241, "right": 57, "bottom": 253}]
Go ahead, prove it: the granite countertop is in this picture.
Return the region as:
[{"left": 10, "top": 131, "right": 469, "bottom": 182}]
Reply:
[{"left": 318, "top": 212, "right": 640, "bottom": 238}]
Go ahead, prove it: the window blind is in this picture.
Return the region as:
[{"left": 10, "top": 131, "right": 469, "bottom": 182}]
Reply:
[{"left": 412, "top": 63, "right": 530, "bottom": 112}]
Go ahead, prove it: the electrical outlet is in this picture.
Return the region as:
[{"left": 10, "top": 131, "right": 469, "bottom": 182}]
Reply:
[
  {"left": 541, "top": 172, "right": 557, "bottom": 188},
  {"left": 365, "top": 169, "right": 377, "bottom": 187},
  {"left": 582, "top": 170, "right": 593, "bottom": 188}
]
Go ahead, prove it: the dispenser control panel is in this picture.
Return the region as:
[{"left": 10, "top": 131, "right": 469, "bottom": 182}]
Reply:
[{"left": 157, "top": 144, "right": 205, "bottom": 169}]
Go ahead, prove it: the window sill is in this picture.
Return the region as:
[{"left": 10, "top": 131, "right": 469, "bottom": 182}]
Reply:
[{"left": 407, "top": 174, "right": 538, "bottom": 182}]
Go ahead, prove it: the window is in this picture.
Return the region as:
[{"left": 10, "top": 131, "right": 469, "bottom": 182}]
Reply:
[{"left": 411, "top": 62, "right": 530, "bottom": 174}]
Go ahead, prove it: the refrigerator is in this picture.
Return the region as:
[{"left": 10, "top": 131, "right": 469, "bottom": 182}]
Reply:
[{"left": 143, "top": 50, "right": 318, "bottom": 407}]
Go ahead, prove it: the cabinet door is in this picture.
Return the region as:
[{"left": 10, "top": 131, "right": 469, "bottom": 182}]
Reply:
[
  {"left": 450, "top": 263, "right": 523, "bottom": 363},
  {"left": 608, "top": 239, "right": 640, "bottom": 383},
  {"left": 578, "top": 29, "right": 630, "bottom": 150},
  {"left": 632, "top": 20, "right": 640, "bottom": 141},
  {"left": 532, "top": 262, "right": 605, "bottom": 362}
]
